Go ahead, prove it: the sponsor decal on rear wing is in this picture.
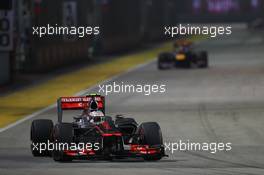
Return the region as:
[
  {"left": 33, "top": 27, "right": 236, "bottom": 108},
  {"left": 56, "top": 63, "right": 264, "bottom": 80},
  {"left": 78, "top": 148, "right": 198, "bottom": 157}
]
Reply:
[
  {"left": 57, "top": 96, "right": 105, "bottom": 123},
  {"left": 60, "top": 97, "right": 104, "bottom": 110}
]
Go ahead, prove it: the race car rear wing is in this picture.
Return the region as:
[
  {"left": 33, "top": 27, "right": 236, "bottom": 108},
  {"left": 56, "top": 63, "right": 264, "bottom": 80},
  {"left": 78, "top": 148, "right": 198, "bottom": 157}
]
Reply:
[{"left": 57, "top": 95, "right": 105, "bottom": 123}]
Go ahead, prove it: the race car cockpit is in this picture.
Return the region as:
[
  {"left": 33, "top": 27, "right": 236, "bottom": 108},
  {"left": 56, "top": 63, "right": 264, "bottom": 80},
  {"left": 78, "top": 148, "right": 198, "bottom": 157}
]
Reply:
[{"left": 74, "top": 99, "right": 106, "bottom": 128}]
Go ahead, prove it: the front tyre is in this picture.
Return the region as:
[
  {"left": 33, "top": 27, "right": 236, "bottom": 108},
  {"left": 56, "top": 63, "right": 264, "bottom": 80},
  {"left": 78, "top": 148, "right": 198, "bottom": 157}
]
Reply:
[
  {"left": 30, "top": 119, "right": 53, "bottom": 157},
  {"left": 52, "top": 123, "right": 73, "bottom": 162},
  {"left": 137, "top": 122, "right": 164, "bottom": 161},
  {"left": 158, "top": 53, "right": 174, "bottom": 70}
]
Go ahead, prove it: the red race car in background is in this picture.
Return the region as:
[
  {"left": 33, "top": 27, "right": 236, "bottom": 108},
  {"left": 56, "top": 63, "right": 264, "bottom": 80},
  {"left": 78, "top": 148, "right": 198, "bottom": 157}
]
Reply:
[
  {"left": 30, "top": 94, "right": 166, "bottom": 162},
  {"left": 158, "top": 40, "right": 209, "bottom": 70}
]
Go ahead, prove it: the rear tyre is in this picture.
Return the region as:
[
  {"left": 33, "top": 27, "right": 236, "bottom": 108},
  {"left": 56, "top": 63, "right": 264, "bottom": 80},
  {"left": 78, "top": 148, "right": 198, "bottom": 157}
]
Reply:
[
  {"left": 52, "top": 123, "right": 73, "bottom": 162},
  {"left": 158, "top": 60, "right": 165, "bottom": 70},
  {"left": 30, "top": 119, "right": 53, "bottom": 157},
  {"left": 198, "top": 51, "right": 208, "bottom": 68},
  {"left": 137, "top": 122, "right": 164, "bottom": 161},
  {"left": 158, "top": 53, "right": 174, "bottom": 70}
]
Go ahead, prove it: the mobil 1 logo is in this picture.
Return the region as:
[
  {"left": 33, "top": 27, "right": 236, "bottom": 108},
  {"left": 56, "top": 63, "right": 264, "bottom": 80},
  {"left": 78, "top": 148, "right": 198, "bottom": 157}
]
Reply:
[{"left": 0, "top": 10, "right": 13, "bottom": 51}]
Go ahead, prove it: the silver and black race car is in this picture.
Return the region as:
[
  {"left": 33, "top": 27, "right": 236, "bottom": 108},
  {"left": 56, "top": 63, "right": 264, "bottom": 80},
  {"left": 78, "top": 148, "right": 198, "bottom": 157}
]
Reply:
[
  {"left": 30, "top": 94, "right": 166, "bottom": 162},
  {"left": 158, "top": 40, "right": 208, "bottom": 70}
]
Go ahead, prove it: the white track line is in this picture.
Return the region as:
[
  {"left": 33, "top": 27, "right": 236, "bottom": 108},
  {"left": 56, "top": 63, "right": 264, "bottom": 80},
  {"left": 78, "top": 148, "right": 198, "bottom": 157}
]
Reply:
[{"left": 0, "top": 59, "right": 155, "bottom": 133}]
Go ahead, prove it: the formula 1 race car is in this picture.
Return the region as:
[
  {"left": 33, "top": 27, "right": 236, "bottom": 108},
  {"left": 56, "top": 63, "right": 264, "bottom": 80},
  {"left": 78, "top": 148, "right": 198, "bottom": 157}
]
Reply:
[
  {"left": 30, "top": 94, "right": 166, "bottom": 162},
  {"left": 158, "top": 40, "right": 208, "bottom": 70}
]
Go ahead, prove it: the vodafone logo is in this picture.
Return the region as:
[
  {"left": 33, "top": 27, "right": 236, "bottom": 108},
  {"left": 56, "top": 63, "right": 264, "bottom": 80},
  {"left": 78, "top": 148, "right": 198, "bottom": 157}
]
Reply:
[
  {"left": 61, "top": 96, "right": 102, "bottom": 103},
  {"left": 61, "top": 97, "right": 92, "bottom": 102}
]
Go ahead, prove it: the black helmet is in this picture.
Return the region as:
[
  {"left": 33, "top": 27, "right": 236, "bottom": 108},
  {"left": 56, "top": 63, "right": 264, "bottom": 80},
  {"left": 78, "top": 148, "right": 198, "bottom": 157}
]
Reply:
[{"left": 90, "top": 100, "right": 98, "bottom": 111}]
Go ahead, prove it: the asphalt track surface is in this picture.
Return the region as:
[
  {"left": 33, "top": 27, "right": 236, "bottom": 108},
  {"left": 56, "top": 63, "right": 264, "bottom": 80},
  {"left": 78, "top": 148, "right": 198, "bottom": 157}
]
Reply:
[{"left": 1, "top": 28, "right": 264, "bottom": 175}]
